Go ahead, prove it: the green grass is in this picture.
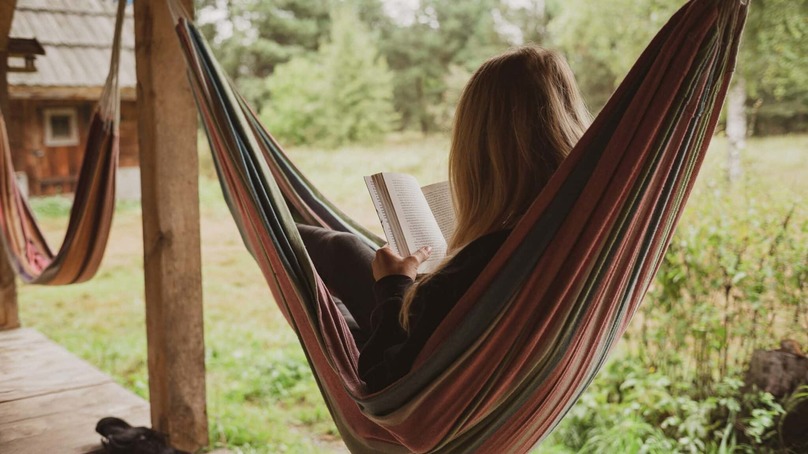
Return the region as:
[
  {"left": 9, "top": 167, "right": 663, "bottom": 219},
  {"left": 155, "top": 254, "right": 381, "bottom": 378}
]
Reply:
[
  {"left": 698, "top": 134, "right": 808, "bottom": 196},
  {"left": 17, "top": 133, "right": 808, "bottom": 453}
]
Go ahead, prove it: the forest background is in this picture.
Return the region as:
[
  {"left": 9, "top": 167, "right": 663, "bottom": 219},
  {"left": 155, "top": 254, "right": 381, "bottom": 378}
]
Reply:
[{"left": 196, "top": 0, "right": 805, "bottom": 150}]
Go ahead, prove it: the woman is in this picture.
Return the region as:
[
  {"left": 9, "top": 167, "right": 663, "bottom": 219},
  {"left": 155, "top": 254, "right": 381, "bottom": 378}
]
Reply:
[{"left": 299, "top": 45, "right": 591, "bottom": 392}]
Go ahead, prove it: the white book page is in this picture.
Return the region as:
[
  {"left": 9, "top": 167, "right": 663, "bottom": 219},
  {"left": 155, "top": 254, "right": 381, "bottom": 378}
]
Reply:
[
  {"left": 381, "top": 173, "right": 447, "bottom": 273},
  {"left": 421, "top": 181, "right": 456, "bottom": 242},
  {"left": 364, "top": 175, "right": 401, "bottom": 255}
]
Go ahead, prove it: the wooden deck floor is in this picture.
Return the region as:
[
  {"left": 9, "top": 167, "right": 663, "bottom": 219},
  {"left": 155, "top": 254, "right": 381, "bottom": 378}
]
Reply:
[{"left": 0, "top": 328, "right": 150, "bottom": 454}]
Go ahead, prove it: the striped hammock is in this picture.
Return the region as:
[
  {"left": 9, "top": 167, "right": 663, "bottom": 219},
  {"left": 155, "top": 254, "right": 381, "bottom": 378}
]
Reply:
[
  {"left": 0, "top": 0, "right": 125, "bottom": 285},
  {"left": 172, "top": 0, "right": 748, "bottom": 451}
]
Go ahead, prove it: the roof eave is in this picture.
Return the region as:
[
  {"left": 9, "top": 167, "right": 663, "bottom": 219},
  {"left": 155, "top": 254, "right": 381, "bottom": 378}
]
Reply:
[{"left": 9, "top": 84, "right": 136, "bottom": 101}]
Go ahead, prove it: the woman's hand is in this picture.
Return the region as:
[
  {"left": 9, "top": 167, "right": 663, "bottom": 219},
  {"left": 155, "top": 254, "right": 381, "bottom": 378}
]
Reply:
[{"left": 372, "top": 245, "right": 432, "bottom": 281}]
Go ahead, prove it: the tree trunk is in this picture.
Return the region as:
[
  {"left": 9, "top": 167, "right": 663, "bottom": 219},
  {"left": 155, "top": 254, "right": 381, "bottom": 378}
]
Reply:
[
  {"left": 516, "top": 0, "right": 547, "bottom": 44},
  {"left": 529, "top": 0, "right": 546, "bottom": 43},
  {"left": 726, "top": 76, "right": 746, "bottom": 184},
  {"left": 744, "top": 349, "right": 808, "bottom": 398}
]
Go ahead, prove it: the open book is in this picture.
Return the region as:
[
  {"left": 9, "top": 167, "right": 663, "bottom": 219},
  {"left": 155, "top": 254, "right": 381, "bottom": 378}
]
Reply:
[{"left": 364, "top": 172, "right": 456, "bottom": 273}]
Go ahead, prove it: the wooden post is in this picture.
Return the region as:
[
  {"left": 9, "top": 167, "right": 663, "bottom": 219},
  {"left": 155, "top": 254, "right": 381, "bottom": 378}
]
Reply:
[
  {"left": 0, "top": 0, "right": 20, "bottom": 331},
  {"left": 133, "top": 0, "right": 207, "bottom": 451}
]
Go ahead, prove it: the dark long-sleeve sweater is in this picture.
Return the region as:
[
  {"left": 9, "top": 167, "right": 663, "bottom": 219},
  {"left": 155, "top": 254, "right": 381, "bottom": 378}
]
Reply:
[{"left": 358, "top": 230, "right": 511, "bottom": 392}]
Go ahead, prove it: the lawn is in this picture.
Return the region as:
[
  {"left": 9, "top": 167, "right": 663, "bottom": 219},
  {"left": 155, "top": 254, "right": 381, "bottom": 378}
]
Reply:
[{"left": 17, "top": 133, "right": 808, "bottom": 453}]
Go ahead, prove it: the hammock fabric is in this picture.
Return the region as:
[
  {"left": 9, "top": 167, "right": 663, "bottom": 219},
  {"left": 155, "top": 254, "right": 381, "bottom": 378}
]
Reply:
[
  {"left": 0, "top": 0, "right": 125, "bottom": 285},
  {"left": 173, "top": 0, "right": 748, "bottom": 451}
]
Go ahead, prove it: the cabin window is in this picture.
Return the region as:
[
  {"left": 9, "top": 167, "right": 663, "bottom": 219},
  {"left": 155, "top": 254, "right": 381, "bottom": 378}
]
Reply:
[{"left": 43, "top": 108, "right": 79, "bottom": 147}]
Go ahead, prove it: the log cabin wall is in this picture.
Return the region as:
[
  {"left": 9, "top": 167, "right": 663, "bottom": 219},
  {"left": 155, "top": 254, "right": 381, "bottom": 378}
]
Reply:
[
  {"left": 119, "top": 100, "right": 139, "bottom": 167},
  {"left": 7, "top": 97, "right": 139, "bottom": 196}
]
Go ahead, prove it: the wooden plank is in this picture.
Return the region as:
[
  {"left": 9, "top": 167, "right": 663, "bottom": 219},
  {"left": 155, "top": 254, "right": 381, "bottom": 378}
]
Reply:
[
  {"left": 0, "top": 1, "right": 16, "bottom": 50},
  {"left": 21, "top": 101, "right": 44, "bottom": 195},
  {"left": 7, "top": 100, "right": 25, "bottom": 169},
  {"left": 0, "top": 383, "right": 149, "bottom": 453},
  {"left": 0, "top": 329, "right": 111, "bottom": 403},
  {"left": 0, "top": 327, "right": 49, "bottom": 351},
  {"left": 0, "top": 244, "right": 17, "bottom": 329},
  {"left": 0, "top": 382, "right": 146, "bottom": 427},
  {"left": 118, "top": 101, "right": 140, "bottom": 167},
  {"left": 47, "top": 145, "right": 71, "bottom": 182},
  {"left": 0, "top": 327, "right": 44, "bottom": 346},
  {"left": 134, "top": 0, "right": 208, "bottom": 451},
  {"left": 0, "top": 328, "right": 150, "bottom": 454},
  {"left": 0, "top": 12, "right": 19, "bottom": 328}
]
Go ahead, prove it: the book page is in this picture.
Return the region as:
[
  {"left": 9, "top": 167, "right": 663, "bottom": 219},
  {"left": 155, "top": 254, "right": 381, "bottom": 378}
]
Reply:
[
  {"left": 421, "top": 181, "right": 456, "bottom": 242},
  {"left": 364, "top": 175, "right": 401, "bottom": 255},
  {"left": 373, "top": 173, "right": 447, "bottom": 273},
  {"left": 365, "top": 173, "right": 446, "bottom": 273}
]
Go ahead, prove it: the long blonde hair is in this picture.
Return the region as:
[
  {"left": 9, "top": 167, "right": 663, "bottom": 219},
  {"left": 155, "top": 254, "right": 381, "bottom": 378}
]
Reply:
[{"left": 400, "top": 46, "right": 592, "bottom": 330}]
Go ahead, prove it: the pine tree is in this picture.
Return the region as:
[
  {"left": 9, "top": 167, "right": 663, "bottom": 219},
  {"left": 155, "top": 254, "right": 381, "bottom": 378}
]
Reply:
[
  {"left": 197, "top": 0, "right": 330, "bottom": 109},
  {"left": 318, "top": 6, "right": 397, "bottom": 145},
  {"left": 373, "top": 0, "right": 514, "bottom": 133},
  {"left": 261, "top": 4, "right": 397, "bottom": 147}
]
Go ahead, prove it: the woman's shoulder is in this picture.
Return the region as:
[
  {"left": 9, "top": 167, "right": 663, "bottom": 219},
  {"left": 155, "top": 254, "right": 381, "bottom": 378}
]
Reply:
[
  {"left": 411, "top": 229, "right": 511, "bottom": 311},
  {"left": 457, "top": 229, "right": 511, "bottom": 256},
  {"left": 441, "top": 229, "right": 511, "bottom": 271},
  {"left": 475, "top": 229, "right": 512, "bottom": 246}
]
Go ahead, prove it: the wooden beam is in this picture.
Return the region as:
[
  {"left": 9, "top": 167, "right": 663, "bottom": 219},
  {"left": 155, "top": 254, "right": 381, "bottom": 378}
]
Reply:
[
  {"left": 0, "top": 0, "right": 17, "bottom": 50},
  {"left": 133, "top": 0, "right": 207, "bottom": 451},
  {"left": 9, "top": 85, "right": 137, "bottom": 102},
  {"left": 0, "top": 172, "right": 18, "bottom": 327},
  {"left": 1, "top": 2, "right": 20, "bottom": 330}
]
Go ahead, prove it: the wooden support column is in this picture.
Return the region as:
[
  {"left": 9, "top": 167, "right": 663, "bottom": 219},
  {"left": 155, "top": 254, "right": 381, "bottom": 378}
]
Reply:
[
  {"left": 0, "top": 0, "right": 20, "bottom": 331},
  {"left": 133, "top": 0, "right": 207, "bottom": 451}
]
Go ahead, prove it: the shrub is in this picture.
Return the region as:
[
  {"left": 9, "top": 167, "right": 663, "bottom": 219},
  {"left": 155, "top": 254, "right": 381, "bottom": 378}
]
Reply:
[
  {"left": 545, "top": 176, "right": 805, "bottom": 453},
  {"left": 261, "top": 5, "right": 397, "bottom": 147},
  {"left": 627, "top": 181, "right": 807, "bottom": 385}
]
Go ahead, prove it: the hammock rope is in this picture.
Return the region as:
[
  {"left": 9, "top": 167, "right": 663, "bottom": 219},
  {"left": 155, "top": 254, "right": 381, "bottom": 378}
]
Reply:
[
  {"left": 172, "top": 0, "right": 747, "bottom": 451},
  {"left": 0, "top": 0, "right": 126, "bottom": 285}
]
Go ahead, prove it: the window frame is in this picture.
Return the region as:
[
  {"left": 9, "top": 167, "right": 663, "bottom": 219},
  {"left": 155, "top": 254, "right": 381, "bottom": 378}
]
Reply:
[{"left": 43, "top": 107, "right": 79, "bottom": 147}]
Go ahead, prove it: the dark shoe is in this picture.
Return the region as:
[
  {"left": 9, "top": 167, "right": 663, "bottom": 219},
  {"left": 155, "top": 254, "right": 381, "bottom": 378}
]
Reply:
[{"left": 96, "top": 417, "right": 189, "bottom": 454}]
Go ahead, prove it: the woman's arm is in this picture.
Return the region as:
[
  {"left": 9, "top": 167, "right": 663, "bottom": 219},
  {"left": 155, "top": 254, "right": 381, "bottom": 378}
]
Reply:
[
  {"left": 358, "top": 267, "right": 471, "bottom": 392},
  {"left": 357, "top": 230, "right": 510, "bottom": 392},
  {"left": 358, "top": 244, "right": 431, "bottom": 391},
  {"left": 358, "top": 275, "right": 415, "bottom": 391}
]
